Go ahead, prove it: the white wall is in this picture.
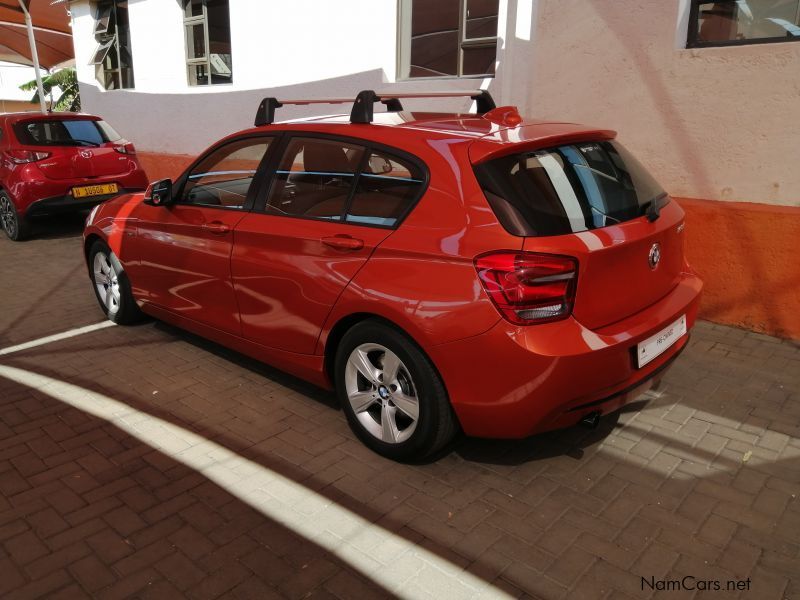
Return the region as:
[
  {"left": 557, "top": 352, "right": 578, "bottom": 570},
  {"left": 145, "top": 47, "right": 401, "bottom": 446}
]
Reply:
[
  {"left": 72, "top": 0, "right": 518, "bottom": 154},
  {"left": 529, "top": 0, "right": 800, "bottom": 206},
  {"left": 0, "top": 62, "right": 38, "bottom": 102}
]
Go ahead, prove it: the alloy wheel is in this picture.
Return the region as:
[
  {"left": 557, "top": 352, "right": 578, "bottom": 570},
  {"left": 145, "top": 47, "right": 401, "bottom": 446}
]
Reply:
[
  {"left": 344, "top": 343, "right": 420, "bottom": 444},
  {"left": 0, "top": 196, "right": 16, "bottom": 238},
  {"left": 93, "top": 252, "right": 121, "bottom": 314}
]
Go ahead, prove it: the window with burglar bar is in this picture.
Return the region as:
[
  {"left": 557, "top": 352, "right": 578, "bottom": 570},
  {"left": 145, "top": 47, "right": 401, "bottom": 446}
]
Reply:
[
  {"left": 688, "top": 0, "right": 800, "bottom": 47},
  {"left": 183, "top": 0, "right": 233, "bottom": 86},
  {"left": 398, "top": 0, "right": 499, "bottom": 79},
  {"left": 89, "top": 0, "right": 135, "bottom": 90}
]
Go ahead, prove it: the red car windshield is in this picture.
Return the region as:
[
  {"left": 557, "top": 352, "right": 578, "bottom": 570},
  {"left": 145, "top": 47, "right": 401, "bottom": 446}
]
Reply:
[{"left": 13, "top": 119, "right": 122, "bottom": 148}]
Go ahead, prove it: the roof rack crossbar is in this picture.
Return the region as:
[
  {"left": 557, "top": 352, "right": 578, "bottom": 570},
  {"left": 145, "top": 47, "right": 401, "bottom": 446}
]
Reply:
[
  {"left": 350, "top": 89, "right": 496, "bottom": 124},
  {"left": 254, "top": 89, "right": 497, "bottom": 126},
  {"left": 255, "top": 96, "right": 361, "bottom": 126}
]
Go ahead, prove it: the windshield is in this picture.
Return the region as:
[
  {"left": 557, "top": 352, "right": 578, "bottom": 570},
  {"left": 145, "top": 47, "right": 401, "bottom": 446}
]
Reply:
[
  {"left": 14, "top": 119, "right": 122, "bottom": 147},
  {"left": 475, "top": 140, "right": 667, "bottom": 237}
]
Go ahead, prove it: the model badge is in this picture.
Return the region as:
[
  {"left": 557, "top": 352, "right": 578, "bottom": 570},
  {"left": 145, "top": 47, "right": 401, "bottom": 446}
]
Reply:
[
  {"left": 80, "top": 150, "right": 93, "bottom": 158},
  {"left": 648, "top": 243, "right": 661, "bottom": 270}
]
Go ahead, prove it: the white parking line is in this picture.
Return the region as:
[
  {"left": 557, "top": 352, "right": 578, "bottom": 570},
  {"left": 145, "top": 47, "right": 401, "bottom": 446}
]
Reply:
[
  {"left": 0, "top": 321, "right": 116, "bottom": 357},
  {"left": 0, "top": 364, "right": 509, "bottom": 599}
]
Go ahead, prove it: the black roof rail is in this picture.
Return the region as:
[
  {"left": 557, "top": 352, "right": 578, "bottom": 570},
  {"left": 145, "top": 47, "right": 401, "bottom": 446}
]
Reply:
[{"left": 254, "top": 89, "right": 497, "bottom": 126}]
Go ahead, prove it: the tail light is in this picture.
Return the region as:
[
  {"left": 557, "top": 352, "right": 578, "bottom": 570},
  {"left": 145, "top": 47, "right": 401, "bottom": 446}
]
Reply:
[
  {"left": 114, "top": 143, "right": 136, "bottom": 155},
  {"left": 4, "top": 150, "right": 51, "bottom": 164},
  {"left": 475, "top": 251, "right": 578, "bottom": 325}
]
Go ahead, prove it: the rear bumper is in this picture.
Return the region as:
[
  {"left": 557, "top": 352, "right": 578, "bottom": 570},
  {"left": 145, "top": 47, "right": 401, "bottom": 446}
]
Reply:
[
  {"left": 10, "top": 165, "right": 148, "bottom": 217},
  {"left": 428, "top": 272, "right": 703, "bottom": 439},
  {"left": 25, "top": 189, "right": 144, "bottom": 217}
]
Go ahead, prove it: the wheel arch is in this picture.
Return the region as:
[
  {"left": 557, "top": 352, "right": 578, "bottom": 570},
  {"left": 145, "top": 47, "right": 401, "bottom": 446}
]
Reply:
[
  {"left": 84, "top": 233, "right": 104, "bottom": 264},
  {"left": 322, "top": 312, "right": 454, "bottom": 410}
]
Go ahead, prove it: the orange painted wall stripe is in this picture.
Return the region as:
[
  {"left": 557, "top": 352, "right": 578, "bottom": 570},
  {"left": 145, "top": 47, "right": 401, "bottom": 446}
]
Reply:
[
  {"left": 137, "top": 153, "right": 800, "bottom": 340},
  {"left": 677, "top": 197, "right": 800, "bottom": 340}
]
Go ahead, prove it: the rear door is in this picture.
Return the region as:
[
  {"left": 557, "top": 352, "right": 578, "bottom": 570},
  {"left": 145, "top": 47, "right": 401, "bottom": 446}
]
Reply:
[
  {"left": 232, "top": 135, "right": 426, "bottom": 353},
  {"left": 130, "top": 135, "right": 275, "bottom": 335},
  {"left": 474, "top": 139, "right": 684, "bottom": 330}
]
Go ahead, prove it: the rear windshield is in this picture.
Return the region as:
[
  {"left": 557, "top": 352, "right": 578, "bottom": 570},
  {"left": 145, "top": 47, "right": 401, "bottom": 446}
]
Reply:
[
  {"left": 14, "top": 119, "right": 122, "bottom": 147},
  {"left": 474, "top": 140, "right": 667, "bottom": 237}
]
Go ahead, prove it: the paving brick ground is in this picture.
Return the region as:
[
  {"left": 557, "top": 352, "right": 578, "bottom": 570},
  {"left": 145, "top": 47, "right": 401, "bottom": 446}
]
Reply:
[{"left": 1, "top": 218, "right": 799, "bottom": 599}]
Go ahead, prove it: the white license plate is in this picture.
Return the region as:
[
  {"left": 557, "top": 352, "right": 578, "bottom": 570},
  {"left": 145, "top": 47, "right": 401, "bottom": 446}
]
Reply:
[{"left": 637, "top": 314, "right": 687, "bottom": 368}]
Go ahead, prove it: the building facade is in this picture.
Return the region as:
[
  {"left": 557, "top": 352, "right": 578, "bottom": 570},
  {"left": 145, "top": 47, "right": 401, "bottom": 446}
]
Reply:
[
  {"left": 67, "top": 0, "right": 800, "bottom": 339},
  {"left": 0, "top": 62, "right": 38, "bottom": 113}
]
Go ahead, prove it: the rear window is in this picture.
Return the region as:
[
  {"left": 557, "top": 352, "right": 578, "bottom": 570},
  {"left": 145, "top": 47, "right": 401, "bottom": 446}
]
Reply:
[
  {"left": 14, "top": 119, "right": 122, "bottom": 147},
  {"left": 474, "top": 140, "right": 667, "bottom": 237}
]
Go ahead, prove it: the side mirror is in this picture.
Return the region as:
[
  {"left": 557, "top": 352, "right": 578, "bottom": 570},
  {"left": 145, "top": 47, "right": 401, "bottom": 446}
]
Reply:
[{"left": 144, "top": 179, "right": 174, "bottom": 206}]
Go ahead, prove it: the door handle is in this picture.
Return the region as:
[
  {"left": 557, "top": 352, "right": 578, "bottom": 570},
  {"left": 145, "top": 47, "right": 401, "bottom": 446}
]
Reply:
[
  {"left": 321, "top": 235, "right": 364, "bottom": 251},
  {"left": 203, "top": 221, "right": 230, "bottom": 235}
]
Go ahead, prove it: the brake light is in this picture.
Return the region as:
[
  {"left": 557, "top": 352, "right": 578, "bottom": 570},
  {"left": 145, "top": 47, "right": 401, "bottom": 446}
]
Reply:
[
  {"left": 4, "top": 150, "right": 51, "bottom": 164},
  {"left": 114, "top": 143, "right": 136, "bottom": 155},
  {"left": 475, "top": 251, "right": 578, "bottom": 325}
]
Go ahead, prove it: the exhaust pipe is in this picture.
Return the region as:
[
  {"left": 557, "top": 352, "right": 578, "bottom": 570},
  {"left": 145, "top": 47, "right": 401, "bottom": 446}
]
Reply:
[{"left": 578, "top": 411, "right": 601, "bottom": 430}]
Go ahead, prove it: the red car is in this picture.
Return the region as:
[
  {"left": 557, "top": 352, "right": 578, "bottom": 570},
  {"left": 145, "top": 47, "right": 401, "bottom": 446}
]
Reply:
[
  {"left": 83, "top": 90, "right": 702, "bottom": 460},
  {"left": 0, "top": 112, "right": 148, "bottom": 240}
]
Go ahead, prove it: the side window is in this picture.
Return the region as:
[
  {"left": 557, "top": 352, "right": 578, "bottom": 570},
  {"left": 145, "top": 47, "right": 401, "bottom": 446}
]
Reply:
[
  {"left": 347, "top": 150, "right": 424, "bottom": 227},
  {"left": 266, "top": 137, "right": 365, "bottom": 220},
  {"left": 181, "top": 137, "right": 272, "bottom": 209}
]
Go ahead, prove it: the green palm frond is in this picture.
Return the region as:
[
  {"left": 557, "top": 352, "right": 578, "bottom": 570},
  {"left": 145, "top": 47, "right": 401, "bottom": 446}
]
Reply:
[{"left": 19, "top": 68, "right": 80, "bottom": 112}]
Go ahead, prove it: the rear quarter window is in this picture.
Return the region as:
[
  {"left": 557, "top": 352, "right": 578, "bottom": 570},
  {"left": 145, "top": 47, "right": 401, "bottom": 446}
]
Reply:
[
  {"left": 346, "top": 150, "right": 424, "bottom": 227},
  {"left": 475, "top": 140, "right": 667, "bottom": 237}
]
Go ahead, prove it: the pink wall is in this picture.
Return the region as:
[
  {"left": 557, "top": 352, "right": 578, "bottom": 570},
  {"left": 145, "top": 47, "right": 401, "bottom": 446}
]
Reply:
[{"left": 528, "top": 0, "right": 800, "bottom": 208}]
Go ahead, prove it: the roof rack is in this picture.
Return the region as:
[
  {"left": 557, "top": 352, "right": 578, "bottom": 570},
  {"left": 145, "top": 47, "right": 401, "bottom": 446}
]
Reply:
[{"left": 254, "top": 89, "right": 496, "bottom": 127}]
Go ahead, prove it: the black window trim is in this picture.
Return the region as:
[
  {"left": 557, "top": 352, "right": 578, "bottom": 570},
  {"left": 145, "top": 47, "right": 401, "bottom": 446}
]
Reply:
[
  {"left": 687, "top": 0, "right": 800, "bottom": 48},
  {"left": 172, "top": 132, "right": 281, "bottom": 212},
  {"left": 252, "top": 131, "right": 431, "bottom": 231}
]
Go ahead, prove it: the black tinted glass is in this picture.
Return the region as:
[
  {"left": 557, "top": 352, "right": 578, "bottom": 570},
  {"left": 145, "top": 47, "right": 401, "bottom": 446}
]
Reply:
[
  {"left": 183, "top": 137, "right": 271, "bottom": 209},
  {"left": 475, "top": 140, "right": 667, "bottom": 237},
  {"left": 692, "top": 0, "right": 800, "bottom": 45},
  {"left": 409, "top": 0, "right": 460, "bottom": 77},
  {"left": 347, "top": 151, "right": 424, "bottom": 227},
  {"left": 465, "top": 0, "right": 499, "bottom": 38},
  {"left": 14, "top": 120, "right": 119, "bottom": 146},
  {"left": 266, "top": 138, "right": 365, "bottom": 220}
]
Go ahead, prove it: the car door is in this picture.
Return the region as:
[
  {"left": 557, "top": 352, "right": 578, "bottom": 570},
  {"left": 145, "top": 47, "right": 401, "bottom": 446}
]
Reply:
[
  {"left": 130, "top": 135, "right": 275, "bottom": 335},
  {"left": 231, "top": 135, "right": 426, "bottom": 354}
]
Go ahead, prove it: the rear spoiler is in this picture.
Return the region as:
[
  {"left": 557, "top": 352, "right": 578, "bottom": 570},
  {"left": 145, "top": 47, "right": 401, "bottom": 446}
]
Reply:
[{"left": 468, "top": 127, "right": 617, "bottom": 165}]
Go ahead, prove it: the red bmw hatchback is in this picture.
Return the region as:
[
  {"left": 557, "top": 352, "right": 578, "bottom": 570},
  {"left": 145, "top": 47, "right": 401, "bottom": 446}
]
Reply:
[
  {"left": 0, "top": 112, "right": 148, "bottom": 240},
  {"left": 83, "top": 90, "right": 702, "bottom": 460}
]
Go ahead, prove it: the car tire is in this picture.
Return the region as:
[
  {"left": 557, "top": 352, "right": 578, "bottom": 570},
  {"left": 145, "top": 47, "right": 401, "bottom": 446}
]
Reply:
[
  {"left": 335, "top": 320, "right": 457, "bottom": 461},
  {"left": 88, "top": 240, "right": 144, "bottom": 325},
  {"left": 0, "top": 190, "right": 30, "bottom": 241}
]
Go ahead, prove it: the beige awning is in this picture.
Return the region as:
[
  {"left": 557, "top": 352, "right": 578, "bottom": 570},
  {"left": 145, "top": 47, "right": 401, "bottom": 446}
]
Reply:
[{"left": 0, "top": 0, "right": 73, "bottom": 68}]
